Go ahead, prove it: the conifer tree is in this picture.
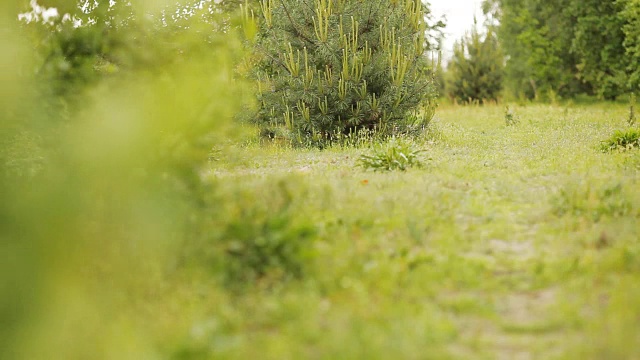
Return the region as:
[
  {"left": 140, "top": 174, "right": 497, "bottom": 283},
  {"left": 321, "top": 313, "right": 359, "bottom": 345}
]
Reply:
[
  {"left": 446, "top": 19, "right": 503, "bottom": 104},
  {"left": 248, "top": 0, "right": 442, "bottom": 146}
]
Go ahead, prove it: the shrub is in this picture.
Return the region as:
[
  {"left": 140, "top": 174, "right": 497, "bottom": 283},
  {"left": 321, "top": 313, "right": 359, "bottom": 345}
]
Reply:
[
  {"left": 601, "top": 128, "right": 640, "bottom": 152},
  {"left": 26, "top": 0, "right": 234, "bottom": 110},
  {"left": 2, "top": 1, "right": 254, "bottom": 356},
  {"left": 358, "top": 136, "right": 424, "bottom": 171},
  {"left": 248, "top": 0, "right": 442, "bottom": 147},
  {"left": 446, "top": 18, "right": 503, "bottom": 104}
]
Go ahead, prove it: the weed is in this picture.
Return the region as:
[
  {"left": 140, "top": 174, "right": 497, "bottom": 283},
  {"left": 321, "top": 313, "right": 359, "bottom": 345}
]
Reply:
[
  {"left": 628, "top": 92, "right": 636, "bottom": 127},
  {"left": 505, "top": 105, "right": 519, "bottom": 126},
  {"left": 358, "top": 136, "right": 424, "bottom": 171},
  {"left": 421, "top": 121, "right": 445, "bottom": 144},
  {"left": 600, "top": 128, "right": 640, "bottom": 152}
]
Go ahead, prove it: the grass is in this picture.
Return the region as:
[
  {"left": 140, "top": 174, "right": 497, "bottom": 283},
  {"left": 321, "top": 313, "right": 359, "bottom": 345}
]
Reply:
[
  {"left": 7, "top": 102, "right": 640, "bottom": 359},
  {"left": 173, "top": 102, "right": 639, "bottom": 358}
]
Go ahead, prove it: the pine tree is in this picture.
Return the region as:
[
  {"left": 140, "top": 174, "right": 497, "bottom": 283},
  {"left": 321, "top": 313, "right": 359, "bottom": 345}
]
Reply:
[
  {"left": 248, "top": 0, "right": 442, "bottom": 146},
  {"left": 446, "top": 19, "right": 503, "bottom": 104}
]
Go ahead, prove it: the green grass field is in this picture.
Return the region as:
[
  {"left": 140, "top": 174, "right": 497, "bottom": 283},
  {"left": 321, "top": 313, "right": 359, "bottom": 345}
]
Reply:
[
  {"left": 6, "top": 103, "right": 640, "bottom": 359},
  {"left": 152, "top": 103, "right": 638, "bottom": 359}
]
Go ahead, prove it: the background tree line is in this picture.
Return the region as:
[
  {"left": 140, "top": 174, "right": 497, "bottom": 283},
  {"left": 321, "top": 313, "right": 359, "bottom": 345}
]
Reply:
[{"left": 447, "top": 0, "right": 640, "bottom": 103}]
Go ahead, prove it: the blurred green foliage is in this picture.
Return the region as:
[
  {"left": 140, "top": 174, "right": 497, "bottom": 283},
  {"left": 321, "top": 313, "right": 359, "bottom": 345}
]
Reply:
[
  {"left": 482, "top": 0, "right": 586, "bottom": 100},
  {"left": 483, "top": 0, "right": 639, "bottom": 101},
  {"left": 1, "top": 0, "right": 257, "bottom": 357},
  {"left": 621, "top": 0, "right": 640, "bottom": 91}
]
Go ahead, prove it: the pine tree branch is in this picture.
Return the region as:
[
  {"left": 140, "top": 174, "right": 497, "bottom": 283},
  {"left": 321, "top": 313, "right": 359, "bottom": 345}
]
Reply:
[
  {"left": 278, "top": 0, "right": 314, "bottom": 45},
  {"left": 254, "top": 43, "right": 288, "bottom": 71}
]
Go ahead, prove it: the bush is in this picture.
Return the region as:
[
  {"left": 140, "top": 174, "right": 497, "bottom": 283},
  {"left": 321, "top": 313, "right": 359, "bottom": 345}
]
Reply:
[
  {"left": 249, "top": 0, "right": 442, "bottom": 147},
  {"left": 446, "top": 19, "right": 503, "bottom": 104},
  {"left": 2, "top": 1, "right": 254, "bottom": 356},
  {"left": 358, "top": 136, "right": 424, "bottom": 171},
  {"left": 26, "top": 0, "right": 233, "bottom": 110},
  {"left": 601, "top": 128, "right": 640, "bottom": 152}
]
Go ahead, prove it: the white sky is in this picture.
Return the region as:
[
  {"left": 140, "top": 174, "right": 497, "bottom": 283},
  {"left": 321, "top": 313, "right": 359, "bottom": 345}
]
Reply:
[{"left": 428, "top": 0, "right": 485, "bottom": 59}]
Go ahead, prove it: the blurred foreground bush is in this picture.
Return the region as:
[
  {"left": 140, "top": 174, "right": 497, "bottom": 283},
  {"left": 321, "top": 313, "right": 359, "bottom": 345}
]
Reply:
[{"left": 0, "top": 0, "right": 296, "bottom": 358}]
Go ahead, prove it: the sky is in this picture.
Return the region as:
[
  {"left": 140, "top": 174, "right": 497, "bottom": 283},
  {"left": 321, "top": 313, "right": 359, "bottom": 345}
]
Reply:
[{"left": 428, "top": 0, "right": 485, "bottom": 60}]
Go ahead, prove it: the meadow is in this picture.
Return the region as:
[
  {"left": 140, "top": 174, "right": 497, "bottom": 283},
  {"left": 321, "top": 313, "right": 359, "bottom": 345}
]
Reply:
[
  {"left": 4, "top": 92, "right": 640, "bottom": 359},
  {"left": 195, "top": 103, "right": 640, "bottom": 359},
  {"left": 100, "top": 103, "right": 640, "bottom": 359}
]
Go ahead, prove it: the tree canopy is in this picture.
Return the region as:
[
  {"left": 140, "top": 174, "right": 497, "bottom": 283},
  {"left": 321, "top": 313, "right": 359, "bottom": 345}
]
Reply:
[
  {"left": 446, "top": 18, "right": 503, "bottom": 104},
  {"left": 483, "top": 0, "right": 639, "bottom": 100}
]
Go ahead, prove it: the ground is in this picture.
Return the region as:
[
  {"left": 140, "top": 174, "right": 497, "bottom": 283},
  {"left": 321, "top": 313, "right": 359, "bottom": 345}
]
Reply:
[
  {"left": 10, "top": 103, "right": 640, "bottom": 359},
  {"left": 159, "top": 102, "right": 638, "bottom": 359}
]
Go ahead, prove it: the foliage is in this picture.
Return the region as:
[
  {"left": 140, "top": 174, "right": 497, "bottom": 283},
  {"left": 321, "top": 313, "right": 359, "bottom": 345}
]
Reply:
[
  {"left": 25, "top": 0, "right": 233, "bottom": 110},
  {"left": 27, "top": 1, "right": 134, "bottom": 102},
  {"left": 601, "top": 128, "right": 640, "bottom": 152},
  {"left": 621, "top": 0, "right": 640, "bottom": 91},
  {"left": 2, "top": 0, "right": 253, "bottom": 357},
  {"left": 483, "top": 0, "right": 637, "bottom": 100},
  {"left": 248, "top": 0, "right": 442, "bottom": 147},
  {"left": 432, "top": 52, "right": 446, "bottom": 98},
  {"left": 568, "top": 0, "right": 629, "bottom": 100},
  {"left": 446, "top": 19, "right": 503, "bottom": 104},
  {"left": 483, "top": 0, "right": 581, "bottom": 100},
  {"left": 358, "top": 136, "right": 424, "bottom": 171}
]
